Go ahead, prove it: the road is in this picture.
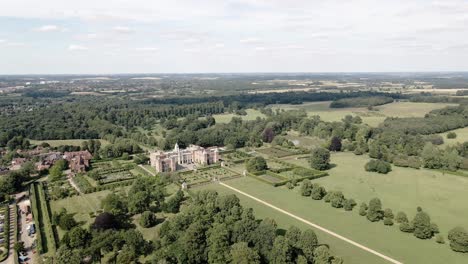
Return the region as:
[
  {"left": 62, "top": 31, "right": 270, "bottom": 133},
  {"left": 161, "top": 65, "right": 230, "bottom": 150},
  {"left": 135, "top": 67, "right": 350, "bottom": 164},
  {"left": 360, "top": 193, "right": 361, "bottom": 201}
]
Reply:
[{"left": 219, "top": 181, "right": 403, "bottom": 264}]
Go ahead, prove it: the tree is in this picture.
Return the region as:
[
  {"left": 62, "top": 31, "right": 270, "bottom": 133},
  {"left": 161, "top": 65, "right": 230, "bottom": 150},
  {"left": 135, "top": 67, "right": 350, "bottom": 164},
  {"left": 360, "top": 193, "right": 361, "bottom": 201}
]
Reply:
[
  {"left": 246, "top": 157, "right": 268, "bottom": 173},
  {"left": 399, "top": 222, "right": 415, "bottom": 233},
  {"left": 299, "top": 229, "right": 318, "bottom": 262},
  {"left": 101, "top": 193, "right": 127, "bottom": 216},
  {"left": 230, "top": 242, "right": 260, "bottom": 264},
  {"left": 62, "top": 227, "right": 90, "bottom": 248},
  {"left": 207, "top": 223, "right": 231, "bottom": 263},
  {"left": 285, "top": 226, "right": 302, "bottom": 248},
  {"left": 269, "top": 236, "right": 294, "bottom": 264},
  {"left": 311, "top": 184, "right": 326, "bottom": 200},
  {"left": 262, "top": 127, "right": 275, "bottom": 143},
  {"left": 55, "top": 247, "right": 82, "bottom": 264},
  {"left": 163, "top": 190, "right": 184, "bottom": 213},
  {"left": 359, "top": 202, "right": 368, "bottom": 216},
  {"left": 127, "top": 191, "right": 151, "bottom": 215},
  {"left": 49, "top": 159, "right": 68, "bottom": 181},
  {"left": 395, "top": 211, "right": 408, "bottom": 223},
  {"left": 384, "top": 218, "right": 394, "bottom": 226},
  {"left": 367, "top": 198, "right": 383, "bottom": 222},
  {"left": 412, "top": 210, "right": 434, "bottom": 239},
  {"left": 448, "top": 227, "right": 468, "bottom": 252},
  {"left": 252, "top": 218, "right": 277, "bottom": 262},
  {"left": 343, "top": 199, "right": 357, "bottom": 211},
  {"left": 14, "top": 241, "right": 25, "bottom": 253},
  {"left": 364, "top": 159, "right": 392, "bottom": 174},
  {"left": 139, "top": 211, "right": 157, "bottom": 228},
  {"left": 310, "top": 148, "right": 330, "bottom": 170},
  {"left": 300, "top": 180, "right": 312, "bottom": 196},
  {"left": 383, "top": 208, "right": 394, "bottom": 219},
  {"left": 329, "top": 136, "right": 342, "bottom": 152},
  {"left": 313, "top": 245, "right": 331, "bottom": 264},
  {"left": 447, "top": 132, "right": 457, "bottom": 139},
  {"left": 330, "top": 191, "right": 345, "bottom": 208},
  {"left": 58, "top": 213, "right": 78, "bottom": 231}
]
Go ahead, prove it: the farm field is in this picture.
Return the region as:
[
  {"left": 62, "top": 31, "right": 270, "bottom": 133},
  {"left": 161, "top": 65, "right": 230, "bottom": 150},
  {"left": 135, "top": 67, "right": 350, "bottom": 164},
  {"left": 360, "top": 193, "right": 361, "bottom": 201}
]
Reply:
[
  {"left": 29, "top": 139, "right": 110, "bottom": 147},
  {"left": 269, "top": 101, "right": 457, "bottom": 127},
  {"left": 211, "top": 109, "right": 266, "bottom": 123},
  {"left": 282, "top": 152, "right": 468, "bottom": 233},
  {"left": 197, "top": 177, "right": 468, "bottom": 264},
  {"left": 438, "top": 127, "right": 468, "bottom": 146}
]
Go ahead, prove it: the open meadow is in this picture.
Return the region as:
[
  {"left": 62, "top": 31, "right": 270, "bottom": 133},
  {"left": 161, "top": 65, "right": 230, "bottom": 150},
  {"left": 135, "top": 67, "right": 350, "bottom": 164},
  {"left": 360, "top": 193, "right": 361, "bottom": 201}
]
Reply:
[
  {"left": 211, "top": 109, "right": 266, "bottom": 123},
  {"left": 269, "top": 101, "right": 458, "bottom": 127},
  {"left": 197, "top": 174, "right": 468, "bottom": 264},
  {"left": 282, "top": 152, "right": 468, "bottom": 233},
  {"left": 438, "top": 127, "right": 468, "bottom": 146}
]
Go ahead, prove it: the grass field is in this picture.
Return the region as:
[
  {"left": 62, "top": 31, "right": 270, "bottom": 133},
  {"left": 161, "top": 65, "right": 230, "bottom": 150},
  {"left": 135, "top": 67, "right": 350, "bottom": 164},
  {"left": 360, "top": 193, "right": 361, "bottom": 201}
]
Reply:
[
  {"left": 438, "top": 127, "right": 468, "bottom": 146},
  {"left": 50, "top": 188, "right": 127, "bottom": 229},
  {"left": 282, "top": 152, "right": 468, "bottom": 233},
  {"left": 29, "top": 139, "right": 110, "bottom": 147},
  {"left": 211, "top": 109, "right": 266, "bottom": 123},
  {"left": 269, "top": 101, "right": 457, "bottom": 127},
  {"left": 197, "top": 176, "right": 468, "bottom": 264}
]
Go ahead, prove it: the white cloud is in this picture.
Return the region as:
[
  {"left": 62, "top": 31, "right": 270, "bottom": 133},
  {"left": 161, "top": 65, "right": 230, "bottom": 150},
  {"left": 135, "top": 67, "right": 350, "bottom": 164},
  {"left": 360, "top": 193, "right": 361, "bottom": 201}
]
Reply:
[
  {"left": 183, "top": 38, "right": 200, "bottom": 43},
  {"left": 240, "top": 38, "right": 261, "bottom": 44},
  {"left": 214, "top": 43, "right": 225, "bottom": 48},
  {"left": 5, "top": 42, "right": 26, "bottom": 47},
  {"left": 68, "top": 44, "right": 89, "bottom": 51},
  {"left": 35, "top": 25, "right": 61, "bottom": 32},
  {"left": 0, "top": 39, "right": 5, "bottom": 43},
  {"left": 113, "top": 26, "right": 134, "bottom": 34},
  {"left": 135, "top": 47, "right": 159, "bottom": 52}
]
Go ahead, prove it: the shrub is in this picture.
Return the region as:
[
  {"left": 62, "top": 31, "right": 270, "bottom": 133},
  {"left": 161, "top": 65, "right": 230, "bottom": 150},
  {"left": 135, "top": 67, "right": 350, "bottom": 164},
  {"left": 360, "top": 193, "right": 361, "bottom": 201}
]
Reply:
[
  {"left": 330, "top": 192, "right": 345, "bottom": 208},
  {"left": 365, "top": 160, "right": 392, "bottom": 174},
  {"left": 447, "top": 132, "right": 457, "bottom": 139},
  {"left": 436, "top": 234, "right": 445, "bottom": 244},
  {"left": 359, "top": 203, "right": 368, "bottom": 216},
  {"left": 343, "top": 199, "right": 356, "bottom": 211},
  {"left": 448, "top": 227, "right": 468, "bottom": 253},
  {"left": 412, "top": 210, "right": 434, "bottom": 239},
  {"left": 311, "top": 184, "right": 326, "bottom": 200},
  {"left": 310, "top": 148, "right": 330, "bottom": 171},
  {"left": 384, "top": 218, "right": 394, "bottom": 226},
  {"left": 300, "top": 180, "right": 312, "bottom": 196},
  {"left": 286, "top": 182, "right": 294, "bottom": 189},
  {"left": 323, "top": 192, "right": 332, "bottom": 203},
  {"left": 393, "top": 155, "right": 421, "bottom": 169},
  {"left": 383, "top": 208, "right": 394, "bottom": 219},
  {"left": 400, "top": 222, "right": 415, "bottom": 233},
  {"left": 367, "top": 198, "right": 383, "bottom": 222},
  {"left": 246, "top": 157, "right": 268, "bottom": 173},
  {"left": 139, "top": 211, "right": 157, "bottom": 228},
  {"left": 395, "top": 212, "right": 408, "bottom": 223}
]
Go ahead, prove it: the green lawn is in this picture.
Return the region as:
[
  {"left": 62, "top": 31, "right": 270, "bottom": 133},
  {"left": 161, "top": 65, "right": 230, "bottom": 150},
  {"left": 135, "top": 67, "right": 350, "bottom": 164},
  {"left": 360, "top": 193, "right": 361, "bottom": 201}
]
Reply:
[
  {"left": 282, "top": 152, "right": 468, "bottom": 233},
  {"left": 269, "top": 101, "right": 457, "bottom": 127},
  {"left": 29, "top": 139, "right": 110, "bottom": 147},
  {"left": 438, "top": 127, "right": 468, "bottom": 146},
  {"left": 211, "top": 109, "right": 266, "bottom": 124},
  {"left": 196, "top": 176, "right": 468, "bottom": 264}
]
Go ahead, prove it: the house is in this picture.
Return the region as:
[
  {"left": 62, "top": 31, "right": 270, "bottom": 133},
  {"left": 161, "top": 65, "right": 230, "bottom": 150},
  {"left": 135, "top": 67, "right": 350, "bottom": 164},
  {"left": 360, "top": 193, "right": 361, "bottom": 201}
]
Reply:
[
  {"left": 36, "top": 152, "right": 63, "bottom": 171},
  {"left": 150, "top": 143, "right": 221, "bottom": 173},
  {"left": 10, "top": 157, "right": 27, "bottom": 170},
  {"left": 63, "top": 150, "right": 93, "bottom": 173}
]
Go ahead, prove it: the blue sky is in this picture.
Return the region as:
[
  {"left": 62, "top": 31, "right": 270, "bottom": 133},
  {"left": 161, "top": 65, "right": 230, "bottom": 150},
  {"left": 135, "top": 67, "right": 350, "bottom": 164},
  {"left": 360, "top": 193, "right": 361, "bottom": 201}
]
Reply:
[{"left": 1, "top": 0, "right": 468, "bottom": 74}]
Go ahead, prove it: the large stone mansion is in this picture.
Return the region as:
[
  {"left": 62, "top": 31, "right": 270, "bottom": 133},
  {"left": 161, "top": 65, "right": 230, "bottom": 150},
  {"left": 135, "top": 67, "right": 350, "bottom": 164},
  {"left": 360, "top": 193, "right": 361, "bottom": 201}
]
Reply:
[{"left": 150, "top": 143, "right": 221, "bottom": 173}]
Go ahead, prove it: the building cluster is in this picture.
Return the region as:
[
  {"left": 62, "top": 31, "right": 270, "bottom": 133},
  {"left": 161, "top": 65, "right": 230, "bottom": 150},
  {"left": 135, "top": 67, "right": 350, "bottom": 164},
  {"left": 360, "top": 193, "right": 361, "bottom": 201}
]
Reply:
[
  {"left": 150, "top": 143, "right": 221, "bottom": 173},
  {"left": 5, "top": 148, "right": 93, "bottom": 173}
]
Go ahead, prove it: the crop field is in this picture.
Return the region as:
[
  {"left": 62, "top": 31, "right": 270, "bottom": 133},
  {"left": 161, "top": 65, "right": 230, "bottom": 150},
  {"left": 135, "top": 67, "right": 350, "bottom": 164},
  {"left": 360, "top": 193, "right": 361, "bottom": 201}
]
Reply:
[
  {"left": 211, "top": 109, "right": 266, "bottom": 123},
  {"left": 438, "top": 127, "right": 468, "bottom": 146},
  {"left": 269, "top": 101, "right": 457, "bottom": 127},
  {"left": 29, "top": 139, "right": 109, "bottom": 147},
  {"left": 197, "top": 176, "right": 468, "bottom": 264}
]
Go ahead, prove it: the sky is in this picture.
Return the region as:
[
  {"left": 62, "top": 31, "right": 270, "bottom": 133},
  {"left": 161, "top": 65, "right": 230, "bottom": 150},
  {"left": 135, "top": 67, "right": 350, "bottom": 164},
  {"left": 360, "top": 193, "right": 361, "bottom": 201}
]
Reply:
[{"left": 0, "top": 0, "right": 468, "bottom": 74}]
